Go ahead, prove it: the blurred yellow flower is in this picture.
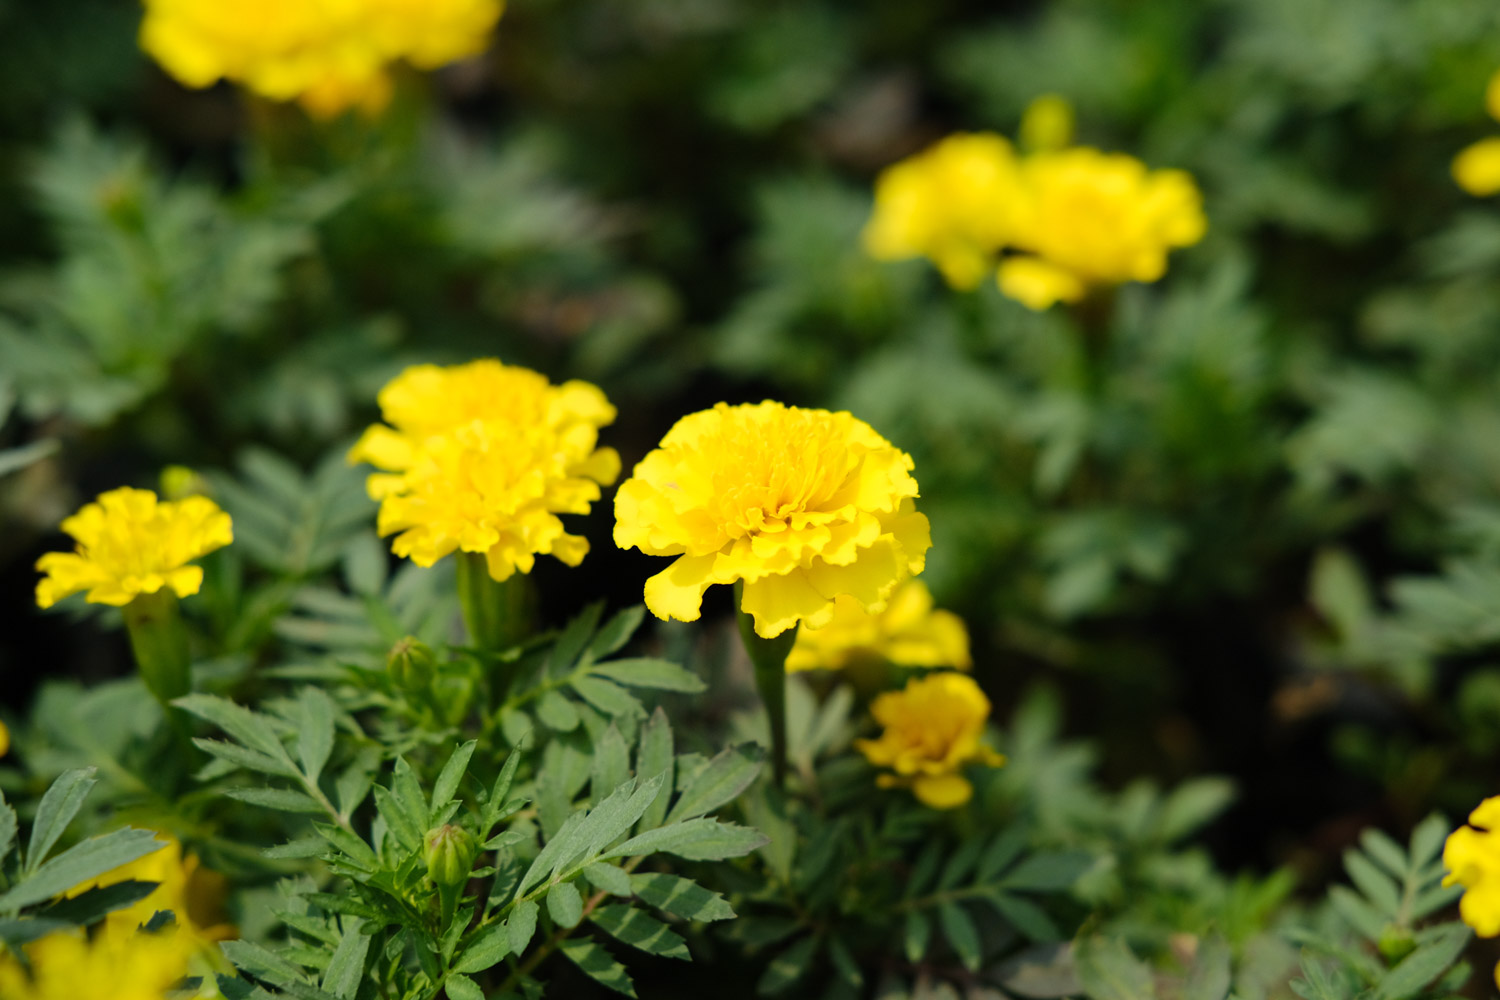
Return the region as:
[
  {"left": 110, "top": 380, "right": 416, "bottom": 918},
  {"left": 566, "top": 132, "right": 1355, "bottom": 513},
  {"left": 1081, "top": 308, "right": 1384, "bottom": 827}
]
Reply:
[
  {"left": 1444, "top": 796, "right": 1500, "bottom": 939},
  {"left": 863, "top": 97, "right": 1204, "bottom": 308},
  {"left": 1000, "top": 147, "right": 1205, "bottom": 309},
  {"left": 139, "top": 0, "right": 504, "bottom": 118},
  {"left": 614, "top": 401, "right": 931, "bottom": 639},
  {"left": 1453, "top": 70, "right": 1500, "bottom": 197},
  {"left": 0, "top": 719, "right": 8, "bottom": 758},
  {"left": 0, "top": 927, "right": 191, "bottom": 1000},
  {"left": 785, "top": 577, "right": 970, "bottom": 673},
  {"left": 349, "top": 360, "right": 620, "bottom": 582},
  {"left": 35, "top": 488, "right": 233, "bottom": 609},
  {"left": 863, "top": 133, "right": 1022, "bottom": 290},
  {"left": 67, "top": 832, "right": 236, "bottom": 951},
  {"left": 855, "top": 671, "right": 1003, "bottom": 809}
]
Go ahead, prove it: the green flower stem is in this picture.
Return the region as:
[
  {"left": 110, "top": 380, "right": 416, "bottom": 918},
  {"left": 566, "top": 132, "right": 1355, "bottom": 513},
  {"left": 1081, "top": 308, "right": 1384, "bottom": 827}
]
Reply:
[
  {"left": 734, "top": 581, "right": 799, "bottom": 786},
  {"left": 122, "top": 590, "right": 192, "bottom": 708},
  {"left": 456, "top": 551, "right": 535, "bottom": 655}
]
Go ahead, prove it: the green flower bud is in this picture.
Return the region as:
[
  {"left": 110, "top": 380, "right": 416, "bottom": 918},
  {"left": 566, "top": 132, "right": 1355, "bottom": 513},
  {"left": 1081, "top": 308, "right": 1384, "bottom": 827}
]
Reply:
[
  {"left": 1377, "top": 923, "right": 1416, "bottom": 965},
  {"left": 387, "top": 636, "right": 436, "bottom": 693},
  {"left": 424, "top": 824, "right": 477, "bottom": 887}
]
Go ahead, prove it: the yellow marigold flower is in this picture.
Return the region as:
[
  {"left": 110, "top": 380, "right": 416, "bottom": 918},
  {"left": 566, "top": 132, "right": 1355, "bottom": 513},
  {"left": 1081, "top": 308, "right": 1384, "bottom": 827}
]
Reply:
[
  {"left": 863, "top": 133, "right": 1023, "bottom": 290},
  {"left": 35, "top": 488, "right": 233, "bottom": 609},
  {"left": 615, "top": 402, "right": 931, "bottom": 639},
  {"left": 67, "top": 832, "right": 236, "bottom": 951},
  {"left": 855, "top": 671, "right": 1004, "bottom": 809},
  {"left": 348, "top": 360, "right": 620, "bottom": 582},
  {"left": 0, "top": 927, "right": 191, "bottom": 1000},
  {"left": 1444, "top": 796, "right": 1500, "bottom": 941},
  {"left": 139, "top": 0, "right": 504, "bottom": 118},
  {"left": 999, "top": 147, "right": 1206, "bottom": 309},
  {"left": 786, "top": 577, "right": 970, "bottom": 673},
  {"left": 1454, "top": 137, "right": 1500, "bottom": 198}
]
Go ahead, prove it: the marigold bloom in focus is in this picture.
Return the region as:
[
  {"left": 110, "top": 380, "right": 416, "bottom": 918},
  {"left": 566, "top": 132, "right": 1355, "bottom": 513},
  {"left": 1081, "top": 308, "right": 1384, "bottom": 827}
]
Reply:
[
  {"left": 863, "top": 133, "right": 1022, "bottom": 290},
  {"left": 35, "top": 488, "right": 232, "bottom": 609},
  {"left": 139, "top": 0, "right": 504, "bottom": 118},
  {"left": 68, "top": 833, "right": 236, "bottom": 951},
  {"left": 614, "top": 401, "right": 931, "bottom": 639},
  {"left": 348, "top": 360, "right": 620, "bottom": 582},
  {"left": 855, "top": 671, "right": 1003, "bottom": 809},
  {"left": 1444, "top": 797, "right": 1500, "bottom": 938},
  {"left": 786, "top": 577, "right": 970, "bottom": 673},
  {"left": 0, "top": 927, "right": 191, "bottom": 1000}
]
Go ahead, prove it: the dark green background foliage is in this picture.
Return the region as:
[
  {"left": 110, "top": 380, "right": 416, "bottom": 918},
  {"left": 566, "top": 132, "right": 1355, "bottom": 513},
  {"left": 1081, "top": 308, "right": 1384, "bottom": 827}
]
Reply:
[{"left": 6, "top": 0, "right": 1500, "bottom": 994}]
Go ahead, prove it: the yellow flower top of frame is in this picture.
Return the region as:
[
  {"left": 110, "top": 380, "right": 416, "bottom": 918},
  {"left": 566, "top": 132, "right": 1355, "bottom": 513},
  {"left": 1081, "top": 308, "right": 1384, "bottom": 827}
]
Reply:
[
  {"left": 139, "top": 0, "right": 505, "bottom": 118},
  {"left": 348, "top": 360, "right": 620, "bottom": 582},
  {"left": 67, "top": 832, "right": 236, "bottom": 952},
  {"left": 35, "top": 488, "right": 232, "bottom": 609},
  {"left": 0, "top": 927, "right": 193, "bottom": 1000},
  {"left": 863, "top": 97, "right": 1205, "bottom": 310},
  {"left": 863, "top": 133, "right": 1022, "bottom": 290},
  {"left": 1444, "top": 795, "right": 1500, "bottom": 939},
  {"left": 1453, "top": 70, "right": 1500, "bottom": 197},
  {"left": 855, "top": 671, "right": 1003, "bottom": 809},
  {"left": 785, "top": 577, "right": 970, "bottom": 673},
  {"left": 614, "top": 401, "right": 931, "bottom": 639}
]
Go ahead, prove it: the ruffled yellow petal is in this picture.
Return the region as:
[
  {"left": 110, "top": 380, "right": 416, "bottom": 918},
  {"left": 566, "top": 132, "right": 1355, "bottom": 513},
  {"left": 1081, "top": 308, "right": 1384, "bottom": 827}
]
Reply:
[
  {"left": 856, "top": 672, "right": 1002, "bottom": 809},
  {"left": 912, "top": 773, "right": 974, "bottom": 809}
]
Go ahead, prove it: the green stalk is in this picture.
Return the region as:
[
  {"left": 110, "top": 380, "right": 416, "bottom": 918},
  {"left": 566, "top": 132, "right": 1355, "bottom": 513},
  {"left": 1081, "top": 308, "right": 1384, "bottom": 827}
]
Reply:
[
  {"left": 456, "top": 551, "right": 535, "bottom": 655},
  {"left": 122, "top": 590, "right": 192, "bottom": 708},
  {"left": 734, "top": 581, "right": 799, "bottom": 786}
]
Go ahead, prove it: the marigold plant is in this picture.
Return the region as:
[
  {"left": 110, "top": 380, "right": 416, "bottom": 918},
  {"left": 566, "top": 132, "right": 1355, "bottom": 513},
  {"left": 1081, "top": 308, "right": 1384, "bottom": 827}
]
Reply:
[
  {"left": 33, "top": 487, "right": 232, "bottom": 609},
  {"left": 139, "top": 0, "right": 504, "bottom": 118},
  {"left": 348, "top": 360, "right": 620, "bottom": 583},
  {"left": 67, "top": 833, "right": 235, "bottom": 953},
  {"left": 855, "top": 670, "right": 1004, "bottom": 808},
  {"left": 785, "top": 577, "right": 970, "bottom": 672},
  {"left": 613, "top": 400, "right": 931, "bottom": 639}
]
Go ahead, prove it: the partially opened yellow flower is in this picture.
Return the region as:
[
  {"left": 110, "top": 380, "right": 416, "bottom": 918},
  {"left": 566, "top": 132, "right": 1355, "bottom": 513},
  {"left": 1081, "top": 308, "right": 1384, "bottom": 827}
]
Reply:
[
  {"left": 348, "top": 360, "right": 620, "bottom": 582},
  {"left": 35, "top": 488, "right": 233, "bottom": 609},
  {"left": 856, "top": 671, "right": 1003, "bottom": 809},
  {"left": 998, "top": 147, "right": 1206, "bottom": 310},
  {"left": 1444, "top": 796, "right": 1500, "bottom": 937},
  {"left": 67, "top": 832, "right": 236, "bottom": 951},
  {"left": 139, "top": 0, "right": 504, "bottom": 118},
  {"left": 615, "top": 401, "right": 931, "bottom": 639},
  {"left": 786, "top": 577, "right": 970, "bottom": 673},
  {"left": 0, "top": 926, "right": 192, "bottom": 1000},
  {"left": 863, "top": 133, "right": 1023, "bottom": 290}
]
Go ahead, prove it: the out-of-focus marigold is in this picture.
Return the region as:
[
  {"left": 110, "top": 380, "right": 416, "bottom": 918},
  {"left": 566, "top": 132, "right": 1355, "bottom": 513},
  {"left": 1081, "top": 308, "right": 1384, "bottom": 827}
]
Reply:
[
  {"left": 1444, "top": 797, "right": 1500, "bottom": 938},
  {"left": 863, "top": 133, "right": 1022, "bottom": 290},
  {"left": 67, "top": 832, "right": 236, "bottom": 952},
  {"left": 855, "top": 671, "right": 1003, "bottom": 809},
  {"left": 614, "top": 401, "right": 931, "bottom": 639},
  {"left": 863, "top": 97, "right": 1205, "bottom": 309},
  {"left": 1453, "top": 71, "right": 1500, "bottom": 197},
  {"left": 35, "top": 487, "right": 232, "bottom": 609},
  {"left": 0, "top": 926, "right": 192, "bottom": 1000},
  {"left": 348, "top": 360, "right": 620, "bottom": 582},
  {"left": 785, "top": 577, "right": 970, "bottom": 673},
  {"left": 139, "top": 0, "right": 504, "bottom": 118}
]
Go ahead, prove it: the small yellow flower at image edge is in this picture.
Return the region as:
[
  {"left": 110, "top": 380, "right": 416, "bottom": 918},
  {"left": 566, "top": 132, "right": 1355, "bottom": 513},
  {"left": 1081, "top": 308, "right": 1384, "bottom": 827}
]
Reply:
[
  {"left": 1443, "top": 795, "right": 1500, "bottom": 987},
  {"left": 34, "top": 487, "right": 232, "bottom": 609},
  {"left": 786, "top": 577, "right": 971, "bottom": 673},
  {"left": 0, "top": 925, "right": 193, "bottom": 1000},
  {"left": 1453, "top": 70, "right": 1500, "bottom": 197},
  {"left": 856, "top": 671, "right": 1004, "bottom": 809},
  {"left": 613, "top": 400, "right": 931, "bottom": 639},
  {"left": 347, "top": 359, "right": 620, "bottom": 584}
]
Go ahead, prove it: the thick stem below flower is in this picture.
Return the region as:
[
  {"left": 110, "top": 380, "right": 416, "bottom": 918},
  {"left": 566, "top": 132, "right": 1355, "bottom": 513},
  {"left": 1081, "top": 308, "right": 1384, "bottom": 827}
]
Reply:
[
  {"left": 122, "top": 590, "right": 192, "bottom": 708},
  {"left": 456, "top": 551, "right": 535, "bottom": 657},
  {"left": 734, "top": 581, "right": 799, "bottom": 786}
]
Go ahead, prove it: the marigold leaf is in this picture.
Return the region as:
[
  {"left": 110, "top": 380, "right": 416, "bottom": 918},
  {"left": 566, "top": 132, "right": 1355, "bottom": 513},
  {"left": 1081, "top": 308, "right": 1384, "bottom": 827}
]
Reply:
[
  {"left": 592, "top": 658, "right": 707, "bottom": 693},
  {"left": 591, "top": 904, "right": 690, "bottom": 960},
  {"left": 630, "top": 873, "right": 735, "bottom": 922},
  {"left": 0, "top": 828, "right": 164, "bottom": 912},
  {"left": 25, "top": 767, "right": 96, "bottom": 874},
  {"left": 560, "top": 938, "right": 637, "bottom": 997},
  {"left": 665, "top": 743, "right": 765, "bottom": 824}
]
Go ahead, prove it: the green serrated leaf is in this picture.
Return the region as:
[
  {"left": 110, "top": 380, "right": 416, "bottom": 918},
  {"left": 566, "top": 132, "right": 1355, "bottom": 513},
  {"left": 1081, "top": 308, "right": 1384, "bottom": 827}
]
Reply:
[
  {"left": 547, "top": 880, "right": 585, "bottom": 928},
  {"left": 321, "top": 917, "right": 369, "bottom": 998},
  {"left": 608, "top": 818, "right": 769, "bottom": 862},
  {"left": 537, "top": 690, "right": 582, "bottom": 732},
  {"left": 506, "top": 899, "right": 539, "bottom": 954},
  {"left": 939, "top": 903, "right": 982, "bottom": 972},
  {"left": 666, "top": 743, "right": 765, "bottom": 824},
  {"left": 295, "top": 688, "right": 336, "bottom": 786},
  {"left": 588, "top": 606, "right": 646, "bottom": 662},
  {"left": 0, "top": 828, "right": 164, "bottom": 913},
  {"left": 904, "top": 909, "right": 931, "bottom": 963},
  {"left": 585, "top": 863, "right": 634, "bottom": 897},
  {"left": 937, "top": 836, "right": 984, "bottom": 891},
  {"left": 454, "top": 921, "right": 511, "bottom": 974},
  {"left": 224, "top": 787, "right": 325, "bottom": 814},
  {"left": 592, "top": 904, "right": 689, "bottom": 960},
  {"left": 432, "top": 740, "right": 478, "bottom": 819},
  {"left": 26, "top": 768, "right": 98, "bottom": 873},
  {"left": 0, "top": 791, "right": 17, "bottom": 864},
  {"left": 977, "top": 826, "right": 1028, "bottom": 883},
  {"left": 635, "top": 709, "right": 674, "bottom": 833},
  {"left": 1374, "top": 924, "right": 1471, "bottom": 1000},
  {"left": 561, "top": 937, "right": 637, "bottom": 997},
  {"left": 1345, "top": 848, "right": 1402, "bottom": 916},
  {"left": 175, "top": 695, "right": 292, "bottom": 763},
  {"left": 194, "top": 738, "right": 302, "bottom": 780},
  {"left": 630, "top": 873, "right": 735, "bottom": 922},
  {"left": 1001, "top": 851, "right": 1091, "bottom": 892},
  {"left": 591, "top": 726, "right": 632, "bottom": 803},
  {"left": 444, "top": 974, "right": 485, "bottom": 1000},
  {"left": 591, "top": 658, "right": 706, "bottom": 693},
  {"left": 38, "top": 879, "right": 158, "bottom": 926},
  {"left": 990, "top": 891, "right": 1059, "bottom": 942}
]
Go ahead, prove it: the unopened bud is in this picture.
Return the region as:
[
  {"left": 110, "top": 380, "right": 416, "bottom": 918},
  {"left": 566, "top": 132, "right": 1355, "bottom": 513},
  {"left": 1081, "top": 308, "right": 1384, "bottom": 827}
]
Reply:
[
  {"left": 387, "top": 637, "right": 436, "bottom": 693},
  {"left": 1377, "top": 924, "right": 1416, "bottom": 965},
  {"left": 424, "top": 824, "right": 477, "bottom": 887}
]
